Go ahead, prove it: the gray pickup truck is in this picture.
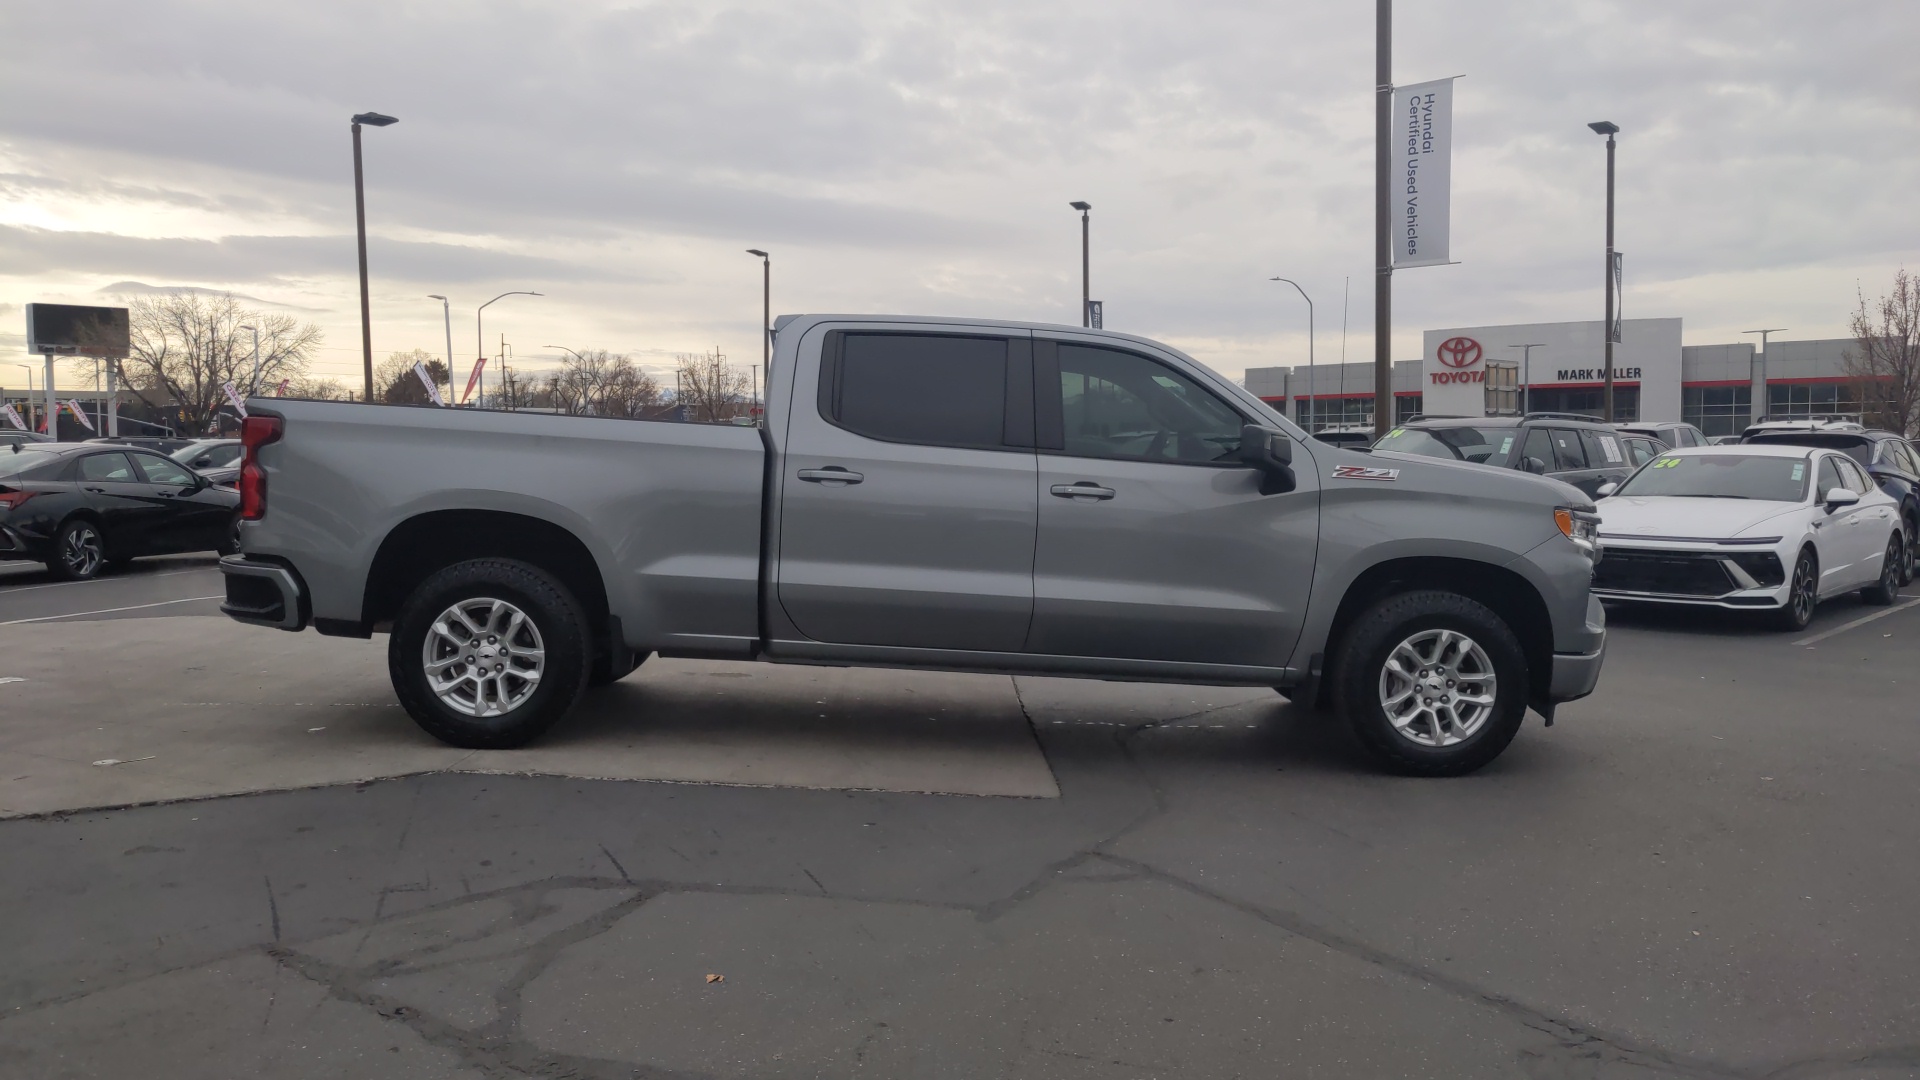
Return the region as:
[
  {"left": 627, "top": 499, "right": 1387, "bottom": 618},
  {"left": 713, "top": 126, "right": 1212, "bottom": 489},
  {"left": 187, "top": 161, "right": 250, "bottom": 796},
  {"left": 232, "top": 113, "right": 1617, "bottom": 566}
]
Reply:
[{"left": 220, "top": 315, "right": 1605, "bottom": 775}]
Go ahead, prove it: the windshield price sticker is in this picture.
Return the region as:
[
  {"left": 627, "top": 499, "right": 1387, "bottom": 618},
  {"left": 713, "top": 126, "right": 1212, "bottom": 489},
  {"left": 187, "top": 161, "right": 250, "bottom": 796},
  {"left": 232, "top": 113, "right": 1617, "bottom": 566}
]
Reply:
[
  {"left": 1499, "top": 435, "right": 1515, "bottom": 456},
  {"left": 1599, "top": 436, "right": 1623, "bottom": 463},
  {"left": 1791, "top": 462, "right": 1806, "bottom": 481},
  {"left": 1650, "top": 457, "right": 1682, "bottom": 469}
]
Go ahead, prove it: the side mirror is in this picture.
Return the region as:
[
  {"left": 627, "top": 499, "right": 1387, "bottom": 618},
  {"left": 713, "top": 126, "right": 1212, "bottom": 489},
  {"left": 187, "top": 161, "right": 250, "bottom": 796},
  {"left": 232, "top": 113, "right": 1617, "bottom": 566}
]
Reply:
[
  {"left": 1596, "top": 482, "right": 1618, "bottom": 497},
  {"left": 1521, "top": 456, "right": 1548, "bottom": 475},
  {"left": 193, "top": 456, "right": 212, "bottom": 467},
  {"left": 1823, "top": 488, "right": 1860, "bottom": 512},
  {"left": 1238, "top": 424, "right": 1296, "bottom": 495}
]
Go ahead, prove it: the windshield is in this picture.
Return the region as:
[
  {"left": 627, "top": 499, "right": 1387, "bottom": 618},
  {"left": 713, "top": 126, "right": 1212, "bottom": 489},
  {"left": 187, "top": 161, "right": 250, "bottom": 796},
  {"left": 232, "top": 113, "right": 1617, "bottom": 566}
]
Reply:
[
  {"left": 1614, "top": 453, "right": 1810, "bottom": 502},
  {"left": 1373, "top": 426, "right": 1516, "bottom": 467},
  {"left": 0, "top": 447, "right": 60, "bottom": 480}
]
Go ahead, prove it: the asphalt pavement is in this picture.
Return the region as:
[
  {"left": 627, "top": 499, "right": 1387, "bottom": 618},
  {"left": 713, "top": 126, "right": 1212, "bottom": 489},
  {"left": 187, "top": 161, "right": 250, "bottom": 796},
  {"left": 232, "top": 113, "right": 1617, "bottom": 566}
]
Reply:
[{"left": 3, "top": 558, "right": 1919, "bottom": 1078}]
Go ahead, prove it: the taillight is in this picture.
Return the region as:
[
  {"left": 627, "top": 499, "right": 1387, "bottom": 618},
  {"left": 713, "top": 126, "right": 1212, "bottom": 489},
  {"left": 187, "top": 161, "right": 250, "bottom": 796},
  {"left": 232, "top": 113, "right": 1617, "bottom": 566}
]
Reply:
[
  {"left": 0, "top": 488, "right": 37, "bottom": 510},
  {"left": 239, "top": 415, "right": 283, "bottom": 521}
]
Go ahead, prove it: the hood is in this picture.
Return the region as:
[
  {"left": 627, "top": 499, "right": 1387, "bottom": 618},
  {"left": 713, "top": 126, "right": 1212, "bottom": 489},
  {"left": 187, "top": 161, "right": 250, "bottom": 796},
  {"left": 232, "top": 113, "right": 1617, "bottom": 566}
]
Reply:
[
  {"left": 1359, "top": 447, "right": 1593, "bottom": 509},
  {"left": 1596, "top": 496, "right": 1801, "bottom": 540}
]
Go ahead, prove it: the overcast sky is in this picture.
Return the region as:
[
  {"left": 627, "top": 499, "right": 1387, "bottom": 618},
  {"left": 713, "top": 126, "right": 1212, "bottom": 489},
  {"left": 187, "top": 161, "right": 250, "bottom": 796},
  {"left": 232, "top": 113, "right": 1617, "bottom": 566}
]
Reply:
[{"left": 2, "top": 0, "right": 1915, "bottom": 392}]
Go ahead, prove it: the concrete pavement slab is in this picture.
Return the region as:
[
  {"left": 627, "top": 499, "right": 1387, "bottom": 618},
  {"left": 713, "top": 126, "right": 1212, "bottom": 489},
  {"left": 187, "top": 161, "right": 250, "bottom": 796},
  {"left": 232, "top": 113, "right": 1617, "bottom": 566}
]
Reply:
[{"left": 0, "top": 616, "right": 1057, "bottom": 817}]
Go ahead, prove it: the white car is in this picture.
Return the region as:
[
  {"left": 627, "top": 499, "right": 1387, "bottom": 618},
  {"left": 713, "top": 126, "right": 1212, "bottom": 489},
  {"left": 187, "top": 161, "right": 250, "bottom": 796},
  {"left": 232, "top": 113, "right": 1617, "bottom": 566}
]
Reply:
[{"left": 1592, "top": 444, "right": 1904, "bottom": 630}]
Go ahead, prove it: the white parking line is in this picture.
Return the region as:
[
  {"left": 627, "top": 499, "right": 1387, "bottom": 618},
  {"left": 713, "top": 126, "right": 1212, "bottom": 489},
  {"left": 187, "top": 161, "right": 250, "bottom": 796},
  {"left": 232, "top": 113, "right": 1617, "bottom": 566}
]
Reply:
[
  {"left": 0, "top": 568, "right": 209, "bottom": 596},
  {"left": 0, "top": 594, "right": 224, "bottom": 625},
  {"left": 1793, "top": 595, "right": 1920, "bottom": 647}
]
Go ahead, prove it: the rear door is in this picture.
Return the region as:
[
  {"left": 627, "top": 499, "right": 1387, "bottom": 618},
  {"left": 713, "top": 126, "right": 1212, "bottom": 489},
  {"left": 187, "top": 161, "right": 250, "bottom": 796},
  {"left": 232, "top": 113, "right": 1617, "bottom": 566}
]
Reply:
[
  {"left": 776, "top": 328, "right": 1038, "bottom": 652},
  {"left": 1580, "top": 429, "right": 1634, "bottom": 492},
  {"left": 1025, "top": 338, "right": 1319, "bottom": 669},
  {"left": 72, "top": 451, "right": 160, "bottom": 555},
  {"left": 1544, "top": 427, "right": 1605, "bottom": 495}
]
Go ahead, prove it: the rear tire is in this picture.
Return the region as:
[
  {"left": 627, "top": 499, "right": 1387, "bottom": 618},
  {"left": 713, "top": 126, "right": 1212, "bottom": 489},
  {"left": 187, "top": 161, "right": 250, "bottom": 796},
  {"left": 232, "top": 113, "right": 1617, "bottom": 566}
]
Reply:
[
  {"left": 1861, "top": 534, "right": 1901, "bottom": 606},
  {"left": 48, "top": 518, "right": 106, "bottom": 581},
  {"left": 1334, "top": 590, "right": 1529, "bottom": 777},
  {"left": 1771, "top": 548, "right": 1818, "bottom": 631},
  {"left": 389, "top": 558, "right": 590, "bottom": 749}
]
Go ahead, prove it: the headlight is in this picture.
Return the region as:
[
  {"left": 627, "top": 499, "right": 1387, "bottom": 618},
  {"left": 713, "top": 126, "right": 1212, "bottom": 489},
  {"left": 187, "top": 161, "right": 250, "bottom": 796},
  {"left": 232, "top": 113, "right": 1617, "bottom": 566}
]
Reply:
[{"left": 1555, "top": 507, "right": 1601, "bottom": 560}]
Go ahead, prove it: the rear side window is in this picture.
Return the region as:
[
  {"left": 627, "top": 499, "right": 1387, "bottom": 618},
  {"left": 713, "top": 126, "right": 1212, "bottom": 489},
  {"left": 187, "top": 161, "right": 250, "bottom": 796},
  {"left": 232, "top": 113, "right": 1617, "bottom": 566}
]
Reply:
[
  {"left": 1547, "top": 429, "right": 1587, "bottom": 470},
  {"left": 1626, "top": 438, "right": 1660, "bottom": 465},
  {"left": 822, "top": 333, "right": 1011, "bottom": 450},
  {"left": 1580, "top": 430, "right": 1625, "bottom": 468},
  {"left": 1518, "top": 428, "right": 1553, "bottom": 471},
  {"left": 1898, "top": 441, "right": 1920, "bottom": 476},
  {"left": 78, "top": 452, "right": 137, "bottom": 482},
  {"left": 1838, "top": 457, "right": 1874, "bottom": 495},
  {"left": 133, "top": 453, "right": 195, "bottom": 486}
]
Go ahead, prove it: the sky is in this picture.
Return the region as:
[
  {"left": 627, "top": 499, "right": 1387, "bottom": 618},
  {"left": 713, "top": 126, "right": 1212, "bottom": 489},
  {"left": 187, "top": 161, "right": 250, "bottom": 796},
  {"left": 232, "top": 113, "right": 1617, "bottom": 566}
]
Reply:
[{"left": 2, "top": 0, "right": 1915, "bottom": 395}]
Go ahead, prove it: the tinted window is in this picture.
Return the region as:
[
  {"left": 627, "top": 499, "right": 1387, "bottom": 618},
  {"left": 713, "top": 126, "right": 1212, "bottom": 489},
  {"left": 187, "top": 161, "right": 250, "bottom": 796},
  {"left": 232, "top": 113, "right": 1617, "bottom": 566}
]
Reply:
[
  {"left": 1837, "top": 457, "right": 1873, "bottom": 495},
  {"left": 1547, "top": 429, "right": 1587, "bottom": 470},
  {"left": 78, "top": 452, "right": 137, "bottom": 482},
  {"left": 1618, "top": 453, "right": 1811, "bottom": 502},
  {"left": 1580, "top": 430, "right": 1626, "bottom": 468},
  {"left": 827, "top": 334, "right": 1008, "bottom": 449},
  {"left": 1374, "top": 425, "right": 1515, "bottom": 466},
  {"left": 1816, "top": 456, "right": 1844, "bottom": 501},
  {"left": 177, "top": 443, "right": 241, "bottom": 468},
  {"left": 1898, "top": 441, "right": 1920, "bottom": 476},
  {"left": 1518, "top": 429, "right": 1553, "bottom": 471},
  {"left": 134, "top": 453, "right": 195, "bottom": 486},
  {"left": 1626, "top": 438, "right": 1660, "bottom": 466},
  {"left": 1055, "top": 345, "right": 1243, "bottom": 464}
]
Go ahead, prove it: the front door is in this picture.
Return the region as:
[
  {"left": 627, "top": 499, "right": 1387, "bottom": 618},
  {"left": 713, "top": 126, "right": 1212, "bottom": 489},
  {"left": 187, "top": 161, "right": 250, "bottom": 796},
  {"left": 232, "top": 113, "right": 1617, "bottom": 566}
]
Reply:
[
  {"left": 1026, "top": 338, "right": 1320, "bottom": 669},
  {"left": 776, "top": 328, "right": 1038, "bottom": 652},
  {"left": 130, "top": 451, "right": 228, "bottom": 553},
  {"left": 72, "top": 451, "right": 161, "bottom": 556}
]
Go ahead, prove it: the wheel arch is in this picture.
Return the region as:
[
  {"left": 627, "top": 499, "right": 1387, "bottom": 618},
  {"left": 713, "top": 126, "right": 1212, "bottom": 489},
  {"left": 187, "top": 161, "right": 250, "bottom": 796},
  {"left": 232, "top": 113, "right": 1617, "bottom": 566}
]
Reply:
[
  {"left": 1319, "top": 556, "right": 1555, "bottom": 710},
  {"left": 362, "top": 509, "right": 612, "bottom": 651}
]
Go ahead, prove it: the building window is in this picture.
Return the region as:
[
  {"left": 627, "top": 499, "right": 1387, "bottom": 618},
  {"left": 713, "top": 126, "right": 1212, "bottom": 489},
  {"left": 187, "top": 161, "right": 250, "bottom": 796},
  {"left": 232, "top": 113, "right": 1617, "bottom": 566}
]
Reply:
[
  {"left": 1682, "top": 385, "right": 1752, "bottom": 438},
  {"left": 1395, "top": 395, "right": 1423, "bottom": 423},
  {"left": 1766, "top": 382, "right": 1860, "bottom": 422},
  {"left": 1520, "top": 386, "right": 1639, "bottom": 421}
]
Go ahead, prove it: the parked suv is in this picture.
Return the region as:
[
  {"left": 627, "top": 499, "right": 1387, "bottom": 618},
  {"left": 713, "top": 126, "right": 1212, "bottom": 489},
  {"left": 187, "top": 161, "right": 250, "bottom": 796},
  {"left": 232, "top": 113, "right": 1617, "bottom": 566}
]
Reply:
[
  {"left": 1744, "top": 427, "right": 1920, "bottom": 583},
  {"left": 1615, "top": 421, "right": 1707, "bottom": 449},
  {"left": 1373, "top": 412, "right": 1640, "bottom": 498}
]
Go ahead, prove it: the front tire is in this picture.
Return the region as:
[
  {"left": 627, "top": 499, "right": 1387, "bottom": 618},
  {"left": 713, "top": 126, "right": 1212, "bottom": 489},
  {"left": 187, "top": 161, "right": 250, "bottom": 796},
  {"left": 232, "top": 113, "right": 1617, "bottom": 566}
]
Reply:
[
  {"left": 1334, "top": 590, "right": 1529, "bottom": 777},
  {"left": 1862, "top": 534, "right": 1902, "bottom": 606},
  {"left": 1771, "top": 548, "right": 1818, "bottom": 631},
  {"left": 48, "top": 518, "right": 106, "bottom": 581},
  {"left": 389, "top": 558, "right": 591, "bottom": 749}
]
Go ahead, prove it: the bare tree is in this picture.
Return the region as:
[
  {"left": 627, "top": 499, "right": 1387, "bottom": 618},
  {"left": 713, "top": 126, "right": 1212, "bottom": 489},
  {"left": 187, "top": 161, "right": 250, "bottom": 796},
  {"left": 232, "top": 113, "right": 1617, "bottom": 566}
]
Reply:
[
  {"left": 1845, "top": 268, "right": 1920, "bottom": 437},
  {"left": 283, "top": 376, "right": 352, "bottom": 401},
  {"left": 374, "top": 349, "right": 449, "bottom": 405},
  {"left": 539, "top": 349, "right": 665, "bottom": 418},
  {"left": 673, "top": 348, "right": 751, "bottom": 422},
  {"left": 122, "top": 293, "right": 322, "bottom": 432}
]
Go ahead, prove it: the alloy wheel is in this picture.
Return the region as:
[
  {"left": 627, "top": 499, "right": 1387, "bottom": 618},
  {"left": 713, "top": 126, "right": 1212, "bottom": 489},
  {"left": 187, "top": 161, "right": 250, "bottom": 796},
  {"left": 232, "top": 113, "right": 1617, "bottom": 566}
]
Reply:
[
  {"left": 62, "top": 524, "right": 103, "bottom": 578},
  {"left": 1377, "top": 628, "right": 1498, "bottom": 748},
  {"left": 420, "top": 596, "right": 546, "bottom": 717},
  {"left": 1790, "top": 554, "right": 1817, "bottom": 623}
]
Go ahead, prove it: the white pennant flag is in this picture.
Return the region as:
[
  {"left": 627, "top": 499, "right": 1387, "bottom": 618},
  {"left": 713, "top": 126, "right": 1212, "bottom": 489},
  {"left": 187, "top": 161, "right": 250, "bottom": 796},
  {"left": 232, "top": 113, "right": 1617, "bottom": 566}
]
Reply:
[
  {"left": 221, "top": 380, "right": 249, "bottom": 418},
  {"left": 1, "top": 403, "right": 25, "bottom": 431},
  {"left": 413, "top": 362, "right": 447, "bottom": 406},
  {"left": 65, "top": 399, "right": 95, "bottom": 432}
]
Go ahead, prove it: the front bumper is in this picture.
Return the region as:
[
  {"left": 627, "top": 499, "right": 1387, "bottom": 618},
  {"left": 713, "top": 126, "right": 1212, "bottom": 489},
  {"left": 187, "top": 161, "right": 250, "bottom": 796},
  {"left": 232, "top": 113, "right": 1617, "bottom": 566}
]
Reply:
[
  {"left": 219, "top": 555, "right": 310, "bottom": 630},
  {"left": 1591, "top": 541, "right": 1790, "bottom": 611},
  {"left": 1549, "top": 641, "right": 1606, "bottom": 703}
]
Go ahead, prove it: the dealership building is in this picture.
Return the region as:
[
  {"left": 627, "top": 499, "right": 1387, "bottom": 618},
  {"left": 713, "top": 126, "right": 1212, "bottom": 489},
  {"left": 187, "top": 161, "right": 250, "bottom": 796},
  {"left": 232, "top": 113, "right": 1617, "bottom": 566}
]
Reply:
[{"left": 1243, "top": 319, "right": 1864, "bottom": 438}]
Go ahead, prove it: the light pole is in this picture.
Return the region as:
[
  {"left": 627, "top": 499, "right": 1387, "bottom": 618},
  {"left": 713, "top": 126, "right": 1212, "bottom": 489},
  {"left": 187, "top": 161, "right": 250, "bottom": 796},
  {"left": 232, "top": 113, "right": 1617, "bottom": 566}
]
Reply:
[
  {"left": 10, "top": 364, "right": 33, "bottom": 434},
  {"left": 1743, "top": 328, "right": 1787, "bottom": 424},
  {"left": 1373, "top": 0, "right": 1393, "bottom": 440},
  {"left": 1270, "top": 278, "right": 1315, "bottom": 432},
  {"left": 1069, "top": 201, "right": 1091, "bottom": 326},
  {"left": 476, "top": 291, "right": 541, "bottom": 407},
  {"left": 350, "top": 111, "right": 398, "bottom": 402},
  {"left": 428, "top": 295, "right": 455, "bottom": 402},
  {"left": 1508, "top": 343, "right": 1546, "bottom": 415},
  {"left": 239, "top": 324, "right": 261, "bottom": 397},
  {"left": 746, "top": 249, "right": 770, "bottom": 406},
  {"left": 1589, "top": 120, "right": 1620, "bottom": 421}
]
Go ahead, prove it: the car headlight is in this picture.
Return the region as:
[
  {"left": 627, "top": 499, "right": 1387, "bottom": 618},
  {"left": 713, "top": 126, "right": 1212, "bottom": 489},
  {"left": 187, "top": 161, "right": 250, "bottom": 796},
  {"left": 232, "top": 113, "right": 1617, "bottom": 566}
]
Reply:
[{"left": 1555, "top": 507, "right": 1602, "bottom": 561}]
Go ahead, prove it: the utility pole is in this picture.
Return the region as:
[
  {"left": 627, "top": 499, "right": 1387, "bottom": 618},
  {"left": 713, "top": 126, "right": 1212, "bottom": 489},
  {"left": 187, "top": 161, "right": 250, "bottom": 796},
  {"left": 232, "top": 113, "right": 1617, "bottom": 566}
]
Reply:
[
  {"left": 1589, "top": 120, "right": 1620, "bottom": 421},
  {"left": 1070, "top": 201, "right": 1092, "bottom": 326},
  {"left": 1372, "top": 0, "right": 1393, "bottom": 439}
]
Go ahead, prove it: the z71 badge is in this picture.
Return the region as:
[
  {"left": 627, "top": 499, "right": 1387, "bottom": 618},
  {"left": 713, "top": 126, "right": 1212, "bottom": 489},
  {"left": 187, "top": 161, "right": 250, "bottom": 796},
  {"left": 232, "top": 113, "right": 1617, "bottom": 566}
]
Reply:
[{"left": 1331, "top": 465, "right": 1400, "bottom": 482}]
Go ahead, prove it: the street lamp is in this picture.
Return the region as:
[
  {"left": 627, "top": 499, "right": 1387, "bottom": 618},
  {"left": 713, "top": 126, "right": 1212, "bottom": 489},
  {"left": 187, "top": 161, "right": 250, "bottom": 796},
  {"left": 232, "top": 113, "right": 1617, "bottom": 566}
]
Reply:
[
  {"left": 239, "top": 324, "right": 260, "bottom": 397},
  {"left": 1588, "top": 120, "right": 1620, "bottom": 421},
  {"left": 1068, "top": 202, "right": 1091, "bottom": 327},
  {"left": 746, "top": 249, "right": 770, "bottom": 409},
  {"left": 1743, "top": 328, "right": 1788, "bottom": 425},
  {"left": 476, "top": 291, "right": 541, "bottom": 407},
  {"left": 350, "top": 111, "right": 398, "bottom": 402},
  {"left": 1270, "top": 278, "right": 1315, "bottom": 432},
  {"left": 1508, "top": 343, "right": 1546, "bottom": 415},
  {"left": 427, "top": 295, "right": 454, "bottom": 402}
]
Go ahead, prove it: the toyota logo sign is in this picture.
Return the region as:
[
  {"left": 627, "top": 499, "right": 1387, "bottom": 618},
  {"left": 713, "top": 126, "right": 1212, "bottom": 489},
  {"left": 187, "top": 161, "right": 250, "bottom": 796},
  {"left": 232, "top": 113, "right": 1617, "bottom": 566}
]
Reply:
[{"left": 1436, "top": 337, "right": 1482, "bottom": 369}]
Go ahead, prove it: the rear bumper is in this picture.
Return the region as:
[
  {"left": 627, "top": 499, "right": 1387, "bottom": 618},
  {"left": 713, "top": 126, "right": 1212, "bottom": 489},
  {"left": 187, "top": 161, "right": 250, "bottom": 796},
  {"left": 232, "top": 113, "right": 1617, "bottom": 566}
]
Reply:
[{"left": 219, "top": 555, "right": 309, "bottom": 631}]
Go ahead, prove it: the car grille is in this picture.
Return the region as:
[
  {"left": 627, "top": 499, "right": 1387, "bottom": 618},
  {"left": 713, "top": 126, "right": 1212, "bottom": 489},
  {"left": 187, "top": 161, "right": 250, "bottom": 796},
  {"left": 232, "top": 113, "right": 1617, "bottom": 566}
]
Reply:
[{"left": 1593, "top": 550, "right": 1740, "bottom": 598}]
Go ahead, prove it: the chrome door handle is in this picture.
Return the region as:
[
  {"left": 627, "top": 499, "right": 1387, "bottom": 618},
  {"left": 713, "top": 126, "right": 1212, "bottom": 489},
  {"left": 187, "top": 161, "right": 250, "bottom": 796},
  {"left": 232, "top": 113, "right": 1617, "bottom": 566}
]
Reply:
[
  {"left": 1050, "top": 483, "right": 1115, "bottom": 501},
  {"left": 798, "top": 468, "right": 863, "bottom": 485}
]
